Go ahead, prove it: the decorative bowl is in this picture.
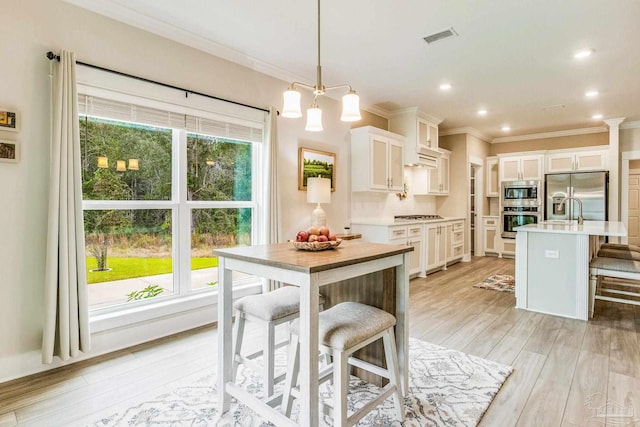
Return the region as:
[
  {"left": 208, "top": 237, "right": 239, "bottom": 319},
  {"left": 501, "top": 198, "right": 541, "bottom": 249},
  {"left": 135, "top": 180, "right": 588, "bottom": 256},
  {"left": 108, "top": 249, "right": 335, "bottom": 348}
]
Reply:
[{"left": 289, "top": 239, "right": 342, "bottom": 251}]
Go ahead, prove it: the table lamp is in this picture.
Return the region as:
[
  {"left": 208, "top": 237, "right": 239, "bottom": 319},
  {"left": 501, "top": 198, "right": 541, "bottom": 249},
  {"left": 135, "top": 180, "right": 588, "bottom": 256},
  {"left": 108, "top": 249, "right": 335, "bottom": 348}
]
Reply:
[{"left": 307, "top": 177, "right": 331, "bottom": 228}]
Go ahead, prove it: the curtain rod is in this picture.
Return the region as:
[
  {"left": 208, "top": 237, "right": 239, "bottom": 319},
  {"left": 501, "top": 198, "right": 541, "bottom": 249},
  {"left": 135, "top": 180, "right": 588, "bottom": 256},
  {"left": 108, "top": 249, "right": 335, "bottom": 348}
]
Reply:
[{"left": 46, "top": 51, "right": 270, "bottom": 113}]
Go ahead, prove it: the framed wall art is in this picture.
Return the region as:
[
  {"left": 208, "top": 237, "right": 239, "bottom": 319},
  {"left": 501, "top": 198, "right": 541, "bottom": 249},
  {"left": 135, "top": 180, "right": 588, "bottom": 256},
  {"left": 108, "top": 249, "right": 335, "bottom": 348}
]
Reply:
[
  {"left": 0, "top": 140, "right": 18, "bottom": 163},
  {"left": 298, "top": 147, "right": 336, "bottom": 191},
  {"left": 0, "top": 109, "right": 18, "bottom": 132}
]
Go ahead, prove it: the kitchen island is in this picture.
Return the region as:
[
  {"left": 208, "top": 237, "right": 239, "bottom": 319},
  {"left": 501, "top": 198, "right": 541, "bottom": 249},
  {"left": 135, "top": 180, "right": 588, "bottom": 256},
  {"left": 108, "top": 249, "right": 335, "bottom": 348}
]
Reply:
[{"left": 514, "top": 220, "right": 626, "bottom": 320}]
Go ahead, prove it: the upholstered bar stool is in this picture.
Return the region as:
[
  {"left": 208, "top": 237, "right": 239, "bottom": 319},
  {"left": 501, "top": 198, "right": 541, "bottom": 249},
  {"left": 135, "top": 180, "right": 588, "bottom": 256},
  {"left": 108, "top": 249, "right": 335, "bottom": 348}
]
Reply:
[
  {"left": 282, "top": 302, "right": 405, "bottom": 426},
  {"left": 233, "top": 286, "right": 320, "bottom": 401}
]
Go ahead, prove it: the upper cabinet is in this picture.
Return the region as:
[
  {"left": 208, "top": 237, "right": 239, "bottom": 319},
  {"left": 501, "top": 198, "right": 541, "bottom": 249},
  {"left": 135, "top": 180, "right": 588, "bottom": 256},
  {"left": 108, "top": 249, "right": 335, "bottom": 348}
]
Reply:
[
  {"left": 499, "top": 154, "right": 543, "bottom": 181},
  {"left": 389, "top": 107, "right": 442, "bottom": 167},
  {"left": 486, "top": 156, "right": 499, "bottom": 197},
  {"left": 351, "top": 126, "right": 404, "bottom": 192},
  {"left": 545, "top": 148, "right": 609, "bottom": 174},
  {"left": 413, "top": 149, "right": 450, "bottom": 196}
]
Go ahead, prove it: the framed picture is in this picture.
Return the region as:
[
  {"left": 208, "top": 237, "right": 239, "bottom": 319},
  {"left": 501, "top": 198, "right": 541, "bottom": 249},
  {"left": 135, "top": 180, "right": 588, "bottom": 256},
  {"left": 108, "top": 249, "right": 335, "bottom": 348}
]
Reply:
[
  {"left": 0, "top": 109, "right": 18, "bottom": 132},
  {"left": 298, "top": 147, "right": 336, "bottom": 191},
  {"left": 0, "top": 140, "right": 18, "bottom": 163}
]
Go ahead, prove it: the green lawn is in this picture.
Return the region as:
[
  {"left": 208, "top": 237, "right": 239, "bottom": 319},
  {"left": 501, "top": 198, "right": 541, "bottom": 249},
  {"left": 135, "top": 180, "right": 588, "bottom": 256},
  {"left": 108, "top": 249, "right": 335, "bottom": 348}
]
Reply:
[{"left": 86, "top": 257, "right": 218, "bottom": 284}]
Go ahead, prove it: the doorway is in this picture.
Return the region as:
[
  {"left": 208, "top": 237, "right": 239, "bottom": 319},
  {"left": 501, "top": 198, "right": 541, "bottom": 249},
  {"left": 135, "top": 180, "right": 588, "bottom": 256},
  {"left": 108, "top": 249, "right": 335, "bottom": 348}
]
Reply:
[
  {"left": 470, "top": 166, "right": 476, "bottom": 254},
  {"left": 628, "top": 161, "right": 640, "bottom": 244}
]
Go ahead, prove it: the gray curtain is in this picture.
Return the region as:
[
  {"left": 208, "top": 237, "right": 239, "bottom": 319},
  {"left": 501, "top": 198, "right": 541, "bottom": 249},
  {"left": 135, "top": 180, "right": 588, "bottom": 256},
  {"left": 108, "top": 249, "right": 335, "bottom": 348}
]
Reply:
[{"left": 42, "top": 50, "right": 91, "bottom": 363}]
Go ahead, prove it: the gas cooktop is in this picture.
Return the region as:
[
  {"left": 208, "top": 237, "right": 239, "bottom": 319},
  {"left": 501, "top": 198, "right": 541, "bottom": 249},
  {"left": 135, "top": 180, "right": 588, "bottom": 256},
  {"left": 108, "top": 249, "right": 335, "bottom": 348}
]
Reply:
[{"left": 394, "top": 214, "right": 444, "bottom": 222}]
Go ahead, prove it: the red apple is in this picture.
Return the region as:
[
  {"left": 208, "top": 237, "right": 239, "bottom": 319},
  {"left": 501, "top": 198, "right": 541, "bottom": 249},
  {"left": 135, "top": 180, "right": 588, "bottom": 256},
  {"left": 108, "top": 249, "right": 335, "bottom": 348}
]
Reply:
[
  {"left": 307, "top": 226, "right": 320, "bottom": 236},
  {"left": 308, "top": 234, "right": 319, "bottom": 242},
  {"left": 318, "top": 226, "right": 330, "bottom": 236},
  {"left": 328, "top": 234, "right": 337, "bottom": 241},
  {"left": 295, "top": 231, "right": 309, "bottom": 242},
  {"left": 317, "top": 235, "right": 328, "bottom": 242}
]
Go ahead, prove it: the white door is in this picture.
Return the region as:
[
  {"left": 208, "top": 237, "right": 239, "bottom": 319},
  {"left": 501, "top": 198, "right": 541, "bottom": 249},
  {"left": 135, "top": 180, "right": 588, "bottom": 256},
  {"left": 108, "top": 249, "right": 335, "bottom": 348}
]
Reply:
[{"left": 628, "top": 173, "right": 640, "bottom": 245}]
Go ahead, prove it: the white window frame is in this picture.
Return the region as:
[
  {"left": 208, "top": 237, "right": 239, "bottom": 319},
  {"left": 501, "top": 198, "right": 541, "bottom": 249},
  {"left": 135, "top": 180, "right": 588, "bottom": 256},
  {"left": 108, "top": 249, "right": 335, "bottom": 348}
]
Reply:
[{"left": 78, "top": 75, "right": 267, "bottom": 332}]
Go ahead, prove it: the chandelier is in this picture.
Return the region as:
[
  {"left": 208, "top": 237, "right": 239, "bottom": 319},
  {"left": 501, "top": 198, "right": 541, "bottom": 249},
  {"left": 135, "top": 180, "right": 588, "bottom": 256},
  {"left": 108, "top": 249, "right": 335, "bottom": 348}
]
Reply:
[{"left": 281, "top": 0, "right": 361, "bottom": 131}]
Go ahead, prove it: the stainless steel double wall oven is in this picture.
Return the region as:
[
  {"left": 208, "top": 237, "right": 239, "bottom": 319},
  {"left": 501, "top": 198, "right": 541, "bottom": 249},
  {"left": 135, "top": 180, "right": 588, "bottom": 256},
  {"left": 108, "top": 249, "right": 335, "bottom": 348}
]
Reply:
[{"left": 501, "top": 180, "right": 542, "bottom": 238}]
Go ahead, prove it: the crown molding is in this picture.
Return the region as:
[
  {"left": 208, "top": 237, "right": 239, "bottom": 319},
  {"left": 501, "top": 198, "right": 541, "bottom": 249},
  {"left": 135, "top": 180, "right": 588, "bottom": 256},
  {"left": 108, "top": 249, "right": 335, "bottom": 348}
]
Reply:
[
  {"left": 439, "top": 127, "right": 492, "bottom": 142},
  {"left": 363, "top": 105, "right": 391, "bottom": 119},
  {"left": 388, "top": 107, "right": 443, "bottom": 125},
  {"left": 621, "top": 120, "right": 640, "bottom": 129},
  {"left": 63, "top": 0, "right": 307, "bottom": 86},
  {"left": 491, "top": 126, "right": 608, "bottom": 143}
]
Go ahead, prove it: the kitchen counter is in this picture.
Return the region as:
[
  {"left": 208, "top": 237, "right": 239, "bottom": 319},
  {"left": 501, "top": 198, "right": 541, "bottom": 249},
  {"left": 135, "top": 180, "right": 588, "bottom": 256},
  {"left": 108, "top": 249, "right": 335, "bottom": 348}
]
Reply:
[
  {"left": 513, "top": 220, "right": 626, "bottom": 320},
  {"left": 351, "top": 216, "right": 466, "bottom": 226}
]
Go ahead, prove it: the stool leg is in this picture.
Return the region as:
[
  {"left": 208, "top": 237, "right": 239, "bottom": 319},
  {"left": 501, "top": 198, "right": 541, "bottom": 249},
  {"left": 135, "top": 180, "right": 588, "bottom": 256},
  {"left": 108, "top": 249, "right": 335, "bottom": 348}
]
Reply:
[
  {"left": 383, "top": 328, "right": 405, "bottom": 422},
  {"left": 282, "top": 333, "right": 300, "bottom": 417},
  {"left": 334, "top": 349, "right": 349, "bottom": 427},
  {"left": 264, "top": 321, "right": 275, "bottom": 398},
  {"left": 589, "top": 271, "right": 597, "bottom": 318},
  {"left": 232, "top": 313, "right": 245, "bottom": 381}
]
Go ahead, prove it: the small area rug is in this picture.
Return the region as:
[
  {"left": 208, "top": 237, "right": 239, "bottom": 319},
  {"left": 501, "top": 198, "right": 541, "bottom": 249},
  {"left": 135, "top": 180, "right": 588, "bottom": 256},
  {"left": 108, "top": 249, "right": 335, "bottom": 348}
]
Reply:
[
  {"left": 89, "top": 338, "right": 512, "bottom": 426},
  {"left": 473, "top": 274, "right": 515, "bottom": 293}
]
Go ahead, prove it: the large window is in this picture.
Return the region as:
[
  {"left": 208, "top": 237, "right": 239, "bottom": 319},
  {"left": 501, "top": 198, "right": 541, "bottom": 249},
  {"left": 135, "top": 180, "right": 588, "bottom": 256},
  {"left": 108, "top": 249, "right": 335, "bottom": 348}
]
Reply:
[{"left": 79, "top": 93, "right": 265, "bottom": 312}]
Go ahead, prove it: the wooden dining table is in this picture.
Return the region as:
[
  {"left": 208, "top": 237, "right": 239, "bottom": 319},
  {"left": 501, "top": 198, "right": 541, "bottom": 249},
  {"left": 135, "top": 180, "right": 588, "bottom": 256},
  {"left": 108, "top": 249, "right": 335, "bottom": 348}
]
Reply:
[{"left": 215, "top": 240, "right": 412, "bottom": 426}]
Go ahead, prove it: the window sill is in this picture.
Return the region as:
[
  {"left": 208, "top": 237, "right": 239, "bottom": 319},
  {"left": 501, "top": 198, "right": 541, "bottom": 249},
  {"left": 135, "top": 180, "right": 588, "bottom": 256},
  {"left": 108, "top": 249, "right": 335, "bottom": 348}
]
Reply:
[{"left": 89, "top": 281, "right": 263, "bottom": 333}]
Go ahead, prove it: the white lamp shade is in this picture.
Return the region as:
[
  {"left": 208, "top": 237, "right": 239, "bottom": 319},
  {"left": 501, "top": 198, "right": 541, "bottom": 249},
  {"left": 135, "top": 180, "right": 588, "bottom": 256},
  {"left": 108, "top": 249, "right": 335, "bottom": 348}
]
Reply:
[
  {"left": 282, "top": 89, "right": 302, "bottom": 118},
  {"left": 306, "top": 177, "right": 331, "bottom": 203},
  {"left": 128, "top": 158, "right": 139, "bottom": 170},
  {"left": 305, "top": 106, "right": 323, "bottom": 132},
  {"left": 116, "top": 160, "right": 127, "bottom": 172},
  {"left": 97, "top": 156, "right": 108, "bottom": 168},
  {"left": 341, "top": 92, "right": 361, "bottom": 122}
]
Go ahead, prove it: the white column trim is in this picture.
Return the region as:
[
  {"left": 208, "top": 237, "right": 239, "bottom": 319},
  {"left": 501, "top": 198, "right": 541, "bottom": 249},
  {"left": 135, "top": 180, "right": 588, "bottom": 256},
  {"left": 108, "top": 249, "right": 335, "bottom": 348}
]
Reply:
[
  {"left": 605, "top": 118, "right": 625, "bottom": 231},
  {"left": 620, "top": 150, "right": 640, "bottom": 244}
]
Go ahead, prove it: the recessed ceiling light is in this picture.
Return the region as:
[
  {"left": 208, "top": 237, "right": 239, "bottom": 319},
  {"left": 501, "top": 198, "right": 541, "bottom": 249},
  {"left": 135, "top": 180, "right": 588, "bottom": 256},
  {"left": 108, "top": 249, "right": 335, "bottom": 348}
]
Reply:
[
  {"left": 585, "top": 90, "right": 599, "bottom": 97},
  {"left": 477, "top": 109, "right": 487, "bottom": 116},
  {"left": 592, "top": 114, "right": 603, "bottom": 119},
  {"left": 574, "top": 49, "right": 594, "bottom": 59},
  {"left": 439, "top": 83, "right": 452, "bottom": 91},
  {"left": 501, "top": 126, "right": 511, "bottom": 131}
]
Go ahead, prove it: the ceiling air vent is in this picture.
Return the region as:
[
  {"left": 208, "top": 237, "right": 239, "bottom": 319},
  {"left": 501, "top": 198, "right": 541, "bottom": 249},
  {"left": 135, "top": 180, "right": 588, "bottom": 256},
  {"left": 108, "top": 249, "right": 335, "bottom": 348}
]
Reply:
[{"left": 423, "top": 27, "right": 458, "bottom": 44}]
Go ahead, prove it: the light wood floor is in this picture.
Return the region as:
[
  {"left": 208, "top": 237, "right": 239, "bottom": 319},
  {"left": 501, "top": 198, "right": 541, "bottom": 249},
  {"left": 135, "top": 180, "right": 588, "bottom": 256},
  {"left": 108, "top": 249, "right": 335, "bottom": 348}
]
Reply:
[{"left": 1, "top": 256, "right": 639, "bottom": 426}]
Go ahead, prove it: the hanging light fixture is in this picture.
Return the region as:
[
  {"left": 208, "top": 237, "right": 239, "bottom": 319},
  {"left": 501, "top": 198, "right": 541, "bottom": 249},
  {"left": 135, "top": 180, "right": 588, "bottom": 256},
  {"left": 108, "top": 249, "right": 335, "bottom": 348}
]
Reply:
[
  {"left": 128, "top": 159, "right": 140, "bottom": 170},
  {"left": 97, "top": 156, "right": 108, "bottom": 168},
  {"left": 116, "top": 160, "right": 127, "bottom": 172},
  {"left": 282, "top": 0, "right": 361, "bottom": 131}
]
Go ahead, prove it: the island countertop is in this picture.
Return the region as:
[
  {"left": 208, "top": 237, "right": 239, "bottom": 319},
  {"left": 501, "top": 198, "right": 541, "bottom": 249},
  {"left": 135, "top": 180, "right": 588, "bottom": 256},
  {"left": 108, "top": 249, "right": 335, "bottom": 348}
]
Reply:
[{"left": 515, "top": 220, "right": 626, "bottom": 237}]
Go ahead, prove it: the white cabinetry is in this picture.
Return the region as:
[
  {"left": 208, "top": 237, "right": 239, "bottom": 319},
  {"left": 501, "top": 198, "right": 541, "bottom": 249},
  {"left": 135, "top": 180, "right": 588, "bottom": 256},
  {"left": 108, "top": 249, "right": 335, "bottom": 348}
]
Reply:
[
  {"left": 351, "top": 126, "right": 404, "bottom": 192},
  {"left": 448, "top": 220, "right": 465, "bottom": 261},
  {"left": 425, "top": 219, "right": 465, "bottom": 272},
  {"left": 389, "top": 108, "right": 442, "bottom": 166},
  {"left": 486, "top": 157, "right": 499, "bottom": 197},
  {"left": 499, "top": 154, "right": 543, "bottom": 181},
  {"left": 351, "top": 222, "right": 424, "bottom": 277},
  {"left": 483, "top": 216, "right": 501, "bottom": 256},
  {"left": 415, "top": 149, "right": 450, "bottom": 196},
  {"left": 546, "top": 149, "right": 608, "bottom": 173}
]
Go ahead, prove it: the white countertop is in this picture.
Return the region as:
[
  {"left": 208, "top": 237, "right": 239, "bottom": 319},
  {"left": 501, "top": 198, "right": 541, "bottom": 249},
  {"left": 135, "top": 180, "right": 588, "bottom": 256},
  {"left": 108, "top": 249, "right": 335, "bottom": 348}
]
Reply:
[
  {"left": 351, "top": 216, "right": 466, "bottom": 226},
  {"left": 515, "top": 220, "right": 627, "bottom": 237}
]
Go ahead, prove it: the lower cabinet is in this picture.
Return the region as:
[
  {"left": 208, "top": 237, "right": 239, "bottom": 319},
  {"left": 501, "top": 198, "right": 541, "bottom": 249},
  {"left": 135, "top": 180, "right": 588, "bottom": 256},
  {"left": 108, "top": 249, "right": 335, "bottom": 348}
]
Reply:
[
  {"left": 483, "top": 216, "right": 501, "bottom": 256},
  {"left": 425, "top": 219, "right": 466, "bottom": 273},
  {"left": 351, "top": 223, "right": 425, "bottom": 277}
]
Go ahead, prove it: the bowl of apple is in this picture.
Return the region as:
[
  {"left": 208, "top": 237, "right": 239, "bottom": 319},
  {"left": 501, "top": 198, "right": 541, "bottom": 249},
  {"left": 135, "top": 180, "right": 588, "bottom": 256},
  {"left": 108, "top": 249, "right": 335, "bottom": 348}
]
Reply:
[{"left": 290, "top": 226, "right": 342, "bottom": 251}]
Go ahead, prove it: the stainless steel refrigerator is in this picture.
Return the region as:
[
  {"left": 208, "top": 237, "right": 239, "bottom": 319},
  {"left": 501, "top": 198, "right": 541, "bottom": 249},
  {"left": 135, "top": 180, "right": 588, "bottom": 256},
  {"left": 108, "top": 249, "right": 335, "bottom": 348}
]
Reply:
[{"left": 544, "top": 171, "right": 608, "bottom": 221}]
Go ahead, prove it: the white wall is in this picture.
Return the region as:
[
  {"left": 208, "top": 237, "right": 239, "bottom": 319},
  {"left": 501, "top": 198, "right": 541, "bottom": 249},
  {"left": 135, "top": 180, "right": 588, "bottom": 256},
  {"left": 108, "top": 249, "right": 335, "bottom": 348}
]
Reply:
[{"left": 0, "top": 0, "right": 354, "bottom": 382}]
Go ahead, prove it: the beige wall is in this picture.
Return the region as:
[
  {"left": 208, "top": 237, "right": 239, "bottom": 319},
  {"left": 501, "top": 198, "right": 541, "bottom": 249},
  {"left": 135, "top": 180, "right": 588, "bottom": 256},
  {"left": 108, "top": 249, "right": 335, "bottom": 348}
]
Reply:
[
  {"left": 437, "top": 134, "right": 467, "bottom": 218},
  {"left": 353, "top": 110, "right": 388, "bottom": 130},
  {"left": 621, "top": 127, "right": 640, "bottom": 152},
  {"left": 490, "top": 132, "right": 608, "bottom": 155}
]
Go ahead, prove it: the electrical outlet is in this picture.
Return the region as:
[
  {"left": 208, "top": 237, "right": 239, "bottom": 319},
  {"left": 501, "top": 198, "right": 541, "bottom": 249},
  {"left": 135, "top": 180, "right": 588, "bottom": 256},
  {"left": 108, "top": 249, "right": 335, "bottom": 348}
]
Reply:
[{"left": 545, "top": 249, "right": 559, "bottom": 259}]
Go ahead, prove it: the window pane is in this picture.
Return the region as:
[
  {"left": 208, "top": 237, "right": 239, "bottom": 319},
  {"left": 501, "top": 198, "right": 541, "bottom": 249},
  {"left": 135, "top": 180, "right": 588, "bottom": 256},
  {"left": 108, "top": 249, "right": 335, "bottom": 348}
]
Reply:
[
  {"left": 187, "top": 134, "right": 252, "bottom": 201},
  {"left": 85, "top": 209, "right": 173, "bottom": 309},
  {"left": 190, "top": 208, "right": 253, "bottom": 290},
  {"left": 80, "top": 116, "right": 173, "bottom": 201}
]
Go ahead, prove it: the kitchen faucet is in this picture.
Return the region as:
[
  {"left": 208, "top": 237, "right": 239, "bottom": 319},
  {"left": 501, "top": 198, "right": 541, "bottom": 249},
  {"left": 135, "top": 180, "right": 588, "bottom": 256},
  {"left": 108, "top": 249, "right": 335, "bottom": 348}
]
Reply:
[{"left": 559, "top": 196, "right": 584, "bottom": 224}]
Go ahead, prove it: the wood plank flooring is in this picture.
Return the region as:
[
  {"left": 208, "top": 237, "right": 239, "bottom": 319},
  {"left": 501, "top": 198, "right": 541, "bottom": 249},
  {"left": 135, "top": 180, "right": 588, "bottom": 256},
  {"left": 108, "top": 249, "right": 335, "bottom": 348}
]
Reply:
[{"left": 1, "top": 256, "right": 640, "bottom": 426}]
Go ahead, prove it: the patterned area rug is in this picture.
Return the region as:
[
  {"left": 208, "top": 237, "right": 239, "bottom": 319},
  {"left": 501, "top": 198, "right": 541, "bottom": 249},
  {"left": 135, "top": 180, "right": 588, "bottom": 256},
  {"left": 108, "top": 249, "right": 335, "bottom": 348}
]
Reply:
[
  {"left": 88, "top": 338, "right": 512, "bottom": 427},
  {"left": 473, "top": 274, "right": 515, "bottom": 293}
]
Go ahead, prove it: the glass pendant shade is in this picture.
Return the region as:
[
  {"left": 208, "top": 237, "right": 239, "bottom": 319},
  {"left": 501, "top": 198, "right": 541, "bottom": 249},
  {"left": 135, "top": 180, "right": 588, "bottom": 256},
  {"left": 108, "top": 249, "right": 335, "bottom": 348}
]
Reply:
[
  {"left": 128, "top": 158, "right": 139, "bottom": 170},
  {"left": 116, "top": 160, "right": 127, "bottom": 172},
  {"left": 97, "top": 156, "right": 108, "bottom": 168},
  {"left": 282, "top": 89, "right": 302, "bottom": 118},
  {"left": 305, "top": 106, "right": 323, "bottom": 132},
  {"left": 341, "top": 91, "right": 362, "bottom": 122}
]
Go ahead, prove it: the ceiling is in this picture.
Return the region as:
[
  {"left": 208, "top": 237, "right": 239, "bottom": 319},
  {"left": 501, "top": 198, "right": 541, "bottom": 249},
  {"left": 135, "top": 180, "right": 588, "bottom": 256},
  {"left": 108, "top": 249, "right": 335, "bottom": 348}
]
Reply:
[{"left": 65, "top": 0, "right": 640, "bottom": 141}]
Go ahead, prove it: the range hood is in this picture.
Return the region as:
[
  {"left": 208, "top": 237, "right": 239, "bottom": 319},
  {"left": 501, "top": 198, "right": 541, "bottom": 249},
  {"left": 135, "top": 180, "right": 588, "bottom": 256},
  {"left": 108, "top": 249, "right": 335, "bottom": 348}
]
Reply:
[{"left": 405, "top": 145, "right": 441, "bottom": 168}]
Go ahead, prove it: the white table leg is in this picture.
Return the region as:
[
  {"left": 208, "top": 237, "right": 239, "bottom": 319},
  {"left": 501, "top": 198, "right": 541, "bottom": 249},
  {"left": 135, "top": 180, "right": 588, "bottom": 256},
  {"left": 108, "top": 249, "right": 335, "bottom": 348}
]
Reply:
[
  {"left": 218, "top": 257, "right": 234, "bottom": 414},
  {"left": 396, "top": 253, "right": 410, "bottom": 394},
  {"left": 298, "top": 274, "right": 320, "bottom": 427}
]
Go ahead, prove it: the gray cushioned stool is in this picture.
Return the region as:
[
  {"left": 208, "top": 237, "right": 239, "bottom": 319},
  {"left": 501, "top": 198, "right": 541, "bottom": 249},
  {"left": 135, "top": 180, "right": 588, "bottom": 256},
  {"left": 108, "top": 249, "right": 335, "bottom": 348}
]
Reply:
[
  {"left": 589, "top": 256, "right": 640, "bottom": 317},
  {"left": 232, "top": 286, "right": 324, "bottom": 401},
  {"left": 282, "top": 302, "right": 405, "bottom": 426}
]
